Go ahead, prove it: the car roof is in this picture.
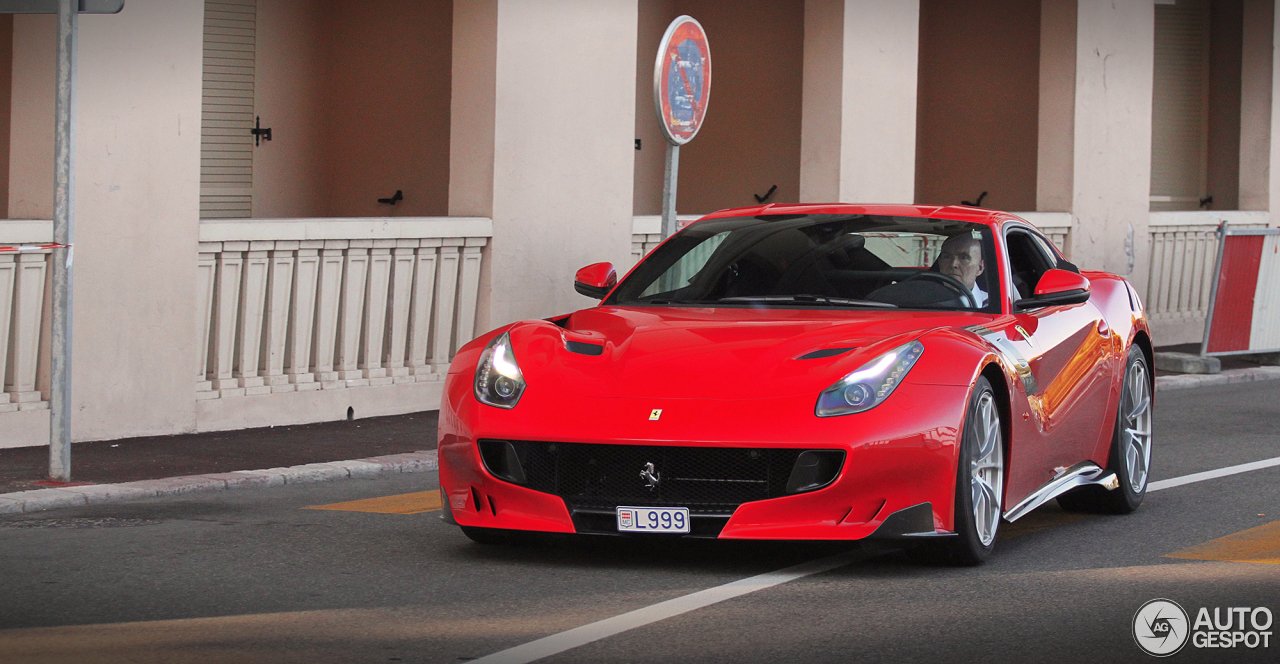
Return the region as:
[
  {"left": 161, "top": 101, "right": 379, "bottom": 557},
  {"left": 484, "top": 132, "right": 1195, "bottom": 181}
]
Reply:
[{"left": 697, "top": 203, "right": 1019, "bottom": 228}]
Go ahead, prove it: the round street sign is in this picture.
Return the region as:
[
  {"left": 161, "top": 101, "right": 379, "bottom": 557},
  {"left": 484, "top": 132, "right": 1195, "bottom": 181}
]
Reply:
[{"left": 654, "top": 16, "right": 711, "bottom": 146}]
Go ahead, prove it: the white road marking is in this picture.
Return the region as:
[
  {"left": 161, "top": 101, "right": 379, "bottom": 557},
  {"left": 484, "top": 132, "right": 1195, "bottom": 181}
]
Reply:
[
  {"left": 1148, "top": 455, "right": 1280, "bottom": 492},
  {"left": 467, "top": 550, "right": 862, "bottom": 664}
]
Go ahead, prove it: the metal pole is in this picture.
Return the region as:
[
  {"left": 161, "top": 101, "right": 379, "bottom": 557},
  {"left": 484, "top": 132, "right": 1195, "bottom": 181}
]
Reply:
[
  {"left": 660, "top": 142, "right": 679, "bottom": 240},
  {"left": 50, "top": 0, "right": 76, "bottom": 481}
]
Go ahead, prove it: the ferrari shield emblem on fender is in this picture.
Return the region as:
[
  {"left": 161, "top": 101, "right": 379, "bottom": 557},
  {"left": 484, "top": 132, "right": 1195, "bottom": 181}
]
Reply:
[{"left": 649, "top": 409, "right": 662, "bottom": 421}]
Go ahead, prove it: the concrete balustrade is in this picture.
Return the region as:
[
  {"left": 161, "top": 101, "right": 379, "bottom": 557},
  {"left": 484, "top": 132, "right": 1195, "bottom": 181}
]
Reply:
[
  {"left": 195, "top": 217, "right": 491, "bottom": 401},
  {"left": 0, "top": 221, "right": 52, "bottom": 416}
]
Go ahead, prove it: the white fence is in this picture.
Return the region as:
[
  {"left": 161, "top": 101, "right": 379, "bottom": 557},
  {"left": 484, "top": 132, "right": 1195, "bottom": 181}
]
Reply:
[
  {"left": 0, "top": 221, "right": 51, "bottom": 414},
  {"left": 196, "top": 217, "right": 491, "bottom": 399}
]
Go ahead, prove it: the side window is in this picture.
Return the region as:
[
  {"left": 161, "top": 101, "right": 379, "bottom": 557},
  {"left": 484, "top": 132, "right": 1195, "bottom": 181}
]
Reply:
[{"left": 1005, "top": 230, "right": 1056, "bottom": 299}]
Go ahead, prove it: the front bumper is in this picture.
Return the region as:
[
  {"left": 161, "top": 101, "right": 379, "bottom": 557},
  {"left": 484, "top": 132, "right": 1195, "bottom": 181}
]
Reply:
[{"left": 438, "top": 372, "right": 970, "bottom": 540}]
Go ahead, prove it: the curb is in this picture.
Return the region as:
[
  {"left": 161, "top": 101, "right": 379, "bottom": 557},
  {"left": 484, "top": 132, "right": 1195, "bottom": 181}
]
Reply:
[
  {"left": 1154, "top": 366, "right": 1280, "bottom": 392},
  {"left": 0, "top": 450, "right": 438, "bottom": 516}
]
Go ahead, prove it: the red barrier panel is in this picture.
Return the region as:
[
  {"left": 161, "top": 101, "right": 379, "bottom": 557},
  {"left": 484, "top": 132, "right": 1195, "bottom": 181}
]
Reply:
[{"left": 1203, "top": 227, "right": 1280, "bottom": 356}]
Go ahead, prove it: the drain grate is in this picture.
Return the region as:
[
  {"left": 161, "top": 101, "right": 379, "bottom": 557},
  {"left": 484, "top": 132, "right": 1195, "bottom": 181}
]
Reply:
[{"left": 0, "top": 517, "right": 162, "bottom": 529}]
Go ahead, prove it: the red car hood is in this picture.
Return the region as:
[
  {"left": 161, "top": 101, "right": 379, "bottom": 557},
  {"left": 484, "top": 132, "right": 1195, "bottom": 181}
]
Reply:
[{"left": 508, "top": 306, "right": 992, "bottom": 400}]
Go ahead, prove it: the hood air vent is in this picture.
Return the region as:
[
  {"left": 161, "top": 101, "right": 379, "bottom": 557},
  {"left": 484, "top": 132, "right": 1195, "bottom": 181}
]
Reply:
[
  {"left": 565, "top": 340, "right": 605, "bottom": 356},
  {"left": 796, "top": 347, "right": 855, "bottom": 360}
]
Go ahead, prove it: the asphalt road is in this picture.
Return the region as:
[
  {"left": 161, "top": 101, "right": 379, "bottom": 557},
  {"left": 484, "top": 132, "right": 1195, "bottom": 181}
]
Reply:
[{"left": 0, "top": 381, "right": 1277, "bottom": 664}]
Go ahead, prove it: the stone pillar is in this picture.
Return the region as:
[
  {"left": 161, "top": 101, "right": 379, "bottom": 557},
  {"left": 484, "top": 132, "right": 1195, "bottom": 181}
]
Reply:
[
  {"left": 71, "top": 0, "right": 204, "bottom": 438},
  {"left": 1067, "top": 1, "right": 1155, "bottom": 294},
  {"left": 449, "top": 0, "right": 638, "bottom": 331},
  {"left": 800, "top": 0, "right": 920, "bottom": 204}
]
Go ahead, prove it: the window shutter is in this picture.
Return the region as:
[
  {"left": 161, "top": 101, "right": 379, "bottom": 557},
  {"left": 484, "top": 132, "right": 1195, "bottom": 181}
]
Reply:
[
  {"left": 1150, "top": 0, "right": 1210, "bottom": 212},
  {"left": 201, "top": 0, "right": 256, "bottom": 219}
]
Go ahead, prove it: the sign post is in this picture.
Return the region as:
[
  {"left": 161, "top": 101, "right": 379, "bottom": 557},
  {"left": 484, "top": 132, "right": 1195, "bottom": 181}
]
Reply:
[
  {"left": 654, "top": 16, "right": 710, "bottom": 240},
  {"left": 0, "top": 0, "right": 125, "bottom": 482}
]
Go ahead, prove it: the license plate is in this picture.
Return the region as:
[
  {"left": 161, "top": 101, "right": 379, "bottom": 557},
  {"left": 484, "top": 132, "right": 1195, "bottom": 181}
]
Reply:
[{"left": 616, "top": 506, "right": 690, "bottom": 533}]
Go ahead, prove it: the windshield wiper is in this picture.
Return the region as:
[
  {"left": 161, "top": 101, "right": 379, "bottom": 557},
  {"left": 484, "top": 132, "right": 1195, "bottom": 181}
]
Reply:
[{"left": 717, "top": 295, "right": 897, "bottom": 308}]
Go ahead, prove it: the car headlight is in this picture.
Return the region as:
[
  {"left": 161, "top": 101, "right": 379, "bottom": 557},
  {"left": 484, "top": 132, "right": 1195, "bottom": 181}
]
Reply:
[
  {"left": 815, "top": 341, "right": 924, "bottom": 417},
  {"left": 474, "top": 332, "right": 526, "bottom": 408}
]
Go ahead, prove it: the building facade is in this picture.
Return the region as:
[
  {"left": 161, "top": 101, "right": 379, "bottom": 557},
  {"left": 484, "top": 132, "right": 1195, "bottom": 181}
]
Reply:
[{"left": 1, "top": 0, "right": 1276, "bottom": 448}]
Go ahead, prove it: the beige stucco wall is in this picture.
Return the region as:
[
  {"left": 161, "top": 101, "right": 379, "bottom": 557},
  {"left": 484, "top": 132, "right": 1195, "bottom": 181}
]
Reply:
[
  {"left": 452, "top": 0, "right": 638, "bottom": 330},
  {"left": 321, "top": 0, "right": 452, "bottom": 218},
  {"left": 69, "top": 0, "right": 204, "bottom": 440},
  {"left": 253, "top": 0, "right": 327, "bottom": 219},
  {"left": 1070, "top": 0, "right": 1154, "bottom": 292},
  {"left": 1238, "top": 0, "right": 1273, "bottom": 211},
  {"left": 1037, "top": 0, "right": 1076, "bottom": 213},
  {"left": 633, "top": 0, "right": 674, "bottom": 215},
  {"left": 1207, "top": 0, "right": 1243, "bottom": 212},
  {"left": 799, "top": 0, "right": 843, "bottom": 203},
  {"left": 8, "top": 14, "right": 55, "bottom": 220},
  {"left": 915, "top": 0, "right": 1040, "bottom": 211},
  {"left": 801, "top": 0, "right": 919, "bottom": 204},
  {"left": 633, "top": 0, "right": 803, "bottom": 216},
  {"left": 1270, "top": 0, "right": 1280, "bottom": 216},
  {"left": 253, "top": 0, "right": 453, "bottom": 219},
  {"left": 0, "top": 15, "right": 11, "bottom": 214}
]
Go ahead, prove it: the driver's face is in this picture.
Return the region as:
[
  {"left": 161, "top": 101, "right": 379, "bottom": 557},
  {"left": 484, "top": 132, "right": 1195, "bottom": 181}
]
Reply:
[{"left": 938, "top": 238, "right": 984, "bottom": 290}]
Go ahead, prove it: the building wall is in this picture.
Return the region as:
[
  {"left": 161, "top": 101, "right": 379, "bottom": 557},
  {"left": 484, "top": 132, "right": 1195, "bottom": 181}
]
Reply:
[
  {"left": 253, "top": 0, "right": 452, "bottom": 219},
  {"left": 1207, "top": 0, "right": 1244, "bottom": 211},
  {"left": 253, "top": 0, "right": 328, "bottom": 218},
  {"left": 633, "top": 0, "right": 803, "bottom": 216},
  {"left": 1238, "top": 0, "right": 1273, "bottom": 211},
  {"left": 0, "top": 15, "right": 11, "bottom": 215},
  {"left": 71, "top": 0, "right": 205, "bottom": 440},
  {"left": 915, "top": 0, "right": 1040, "bottom": 212},
  {"left": 319, "top": 0, "right": 452, "bottom": 218},
  {"left": 1070, "top": 0, "right": 1155, "bottom": 291},
  {"left": 7, "top": 14, "right": 55, "bottom": 220},
  {"left": 839, "top": 0, "right": 919, "bottom": 203},
  {"left": 486, "top": 0, "right": 638, "bottom": 327}
]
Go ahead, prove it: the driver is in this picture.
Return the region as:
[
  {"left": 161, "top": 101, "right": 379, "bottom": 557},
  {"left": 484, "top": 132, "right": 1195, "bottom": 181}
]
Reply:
[{"left": 937, "top": 233, "right": 987, "bottom": 307}]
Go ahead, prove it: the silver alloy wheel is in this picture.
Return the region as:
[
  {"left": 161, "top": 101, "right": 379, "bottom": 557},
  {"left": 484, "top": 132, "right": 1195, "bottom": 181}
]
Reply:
[
  {"left": 1123, "top": 359, "right": 1153, "bottom": 494},
  {"left": 969, "top": 391, "right": 1004, "bottom": 547}
]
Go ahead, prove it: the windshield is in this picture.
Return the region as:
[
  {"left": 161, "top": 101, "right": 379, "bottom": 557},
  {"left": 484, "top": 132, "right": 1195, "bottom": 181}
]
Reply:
[{"left": 606, "top": 214, "right": 1001, "bottom": 312}]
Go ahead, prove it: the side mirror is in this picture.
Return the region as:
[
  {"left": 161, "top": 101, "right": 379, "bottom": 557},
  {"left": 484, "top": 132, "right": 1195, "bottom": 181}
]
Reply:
[
  {"left": 574, "top": 262, "right": 617, "bottom": 300},
  {"left": 1016, "top": 268, "right": 1090, "bottom": 309}
]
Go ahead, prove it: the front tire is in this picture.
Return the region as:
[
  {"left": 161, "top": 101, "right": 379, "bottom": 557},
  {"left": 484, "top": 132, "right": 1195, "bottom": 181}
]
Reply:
[
  {"left": 1058, "top": 345, "right": 1152, "bottom": 514},
  {"left": 940, "top": 376, "right": 1005, "bottom": 566}
]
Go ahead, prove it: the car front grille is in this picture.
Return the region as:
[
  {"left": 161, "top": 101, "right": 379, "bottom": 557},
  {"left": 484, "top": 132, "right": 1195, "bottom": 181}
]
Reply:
[{"left": 482, "top": 440, "right": 806, "bottom": 517}]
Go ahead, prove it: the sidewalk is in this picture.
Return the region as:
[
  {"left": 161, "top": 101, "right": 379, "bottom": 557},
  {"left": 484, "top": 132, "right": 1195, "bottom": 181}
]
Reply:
[
  {"left": 0, "top": 411, "right": 438, "bottom": 495},
  {"left": 2, "top": 365, "right": 1278, "bottom": 516}
]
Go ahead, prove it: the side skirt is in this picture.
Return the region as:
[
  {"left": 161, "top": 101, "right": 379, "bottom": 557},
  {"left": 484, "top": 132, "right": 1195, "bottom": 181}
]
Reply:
[{"left": 1002, "top": 461, "right": 1119, "bottom": 523}]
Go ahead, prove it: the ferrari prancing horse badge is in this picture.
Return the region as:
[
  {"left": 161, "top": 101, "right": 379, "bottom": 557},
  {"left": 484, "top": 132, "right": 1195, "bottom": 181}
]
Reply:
[{"left": 649, "top": 409, "right": 663, "bottom": 421}]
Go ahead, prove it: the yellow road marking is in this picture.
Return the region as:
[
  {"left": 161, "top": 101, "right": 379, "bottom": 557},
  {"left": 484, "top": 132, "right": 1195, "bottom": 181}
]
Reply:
[
  {"left": 305, "top": 490, "right": 441, "bottom": 515},
  {"left": 1165, "top": 520, "right": 1280, "bottom": 565}
]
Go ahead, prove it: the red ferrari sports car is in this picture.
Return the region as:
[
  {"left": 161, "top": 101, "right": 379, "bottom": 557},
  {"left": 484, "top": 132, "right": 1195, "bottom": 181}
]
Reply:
[{"left": 438, "top": 204, "right": 1153, "bottom": 564}]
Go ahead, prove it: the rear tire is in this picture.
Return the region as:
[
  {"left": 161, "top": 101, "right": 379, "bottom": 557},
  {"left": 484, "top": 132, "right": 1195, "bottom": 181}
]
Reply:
[
  {"left": 938, "top": 376, "right": 1004, "bottom": 566},
  {"left": 1057, "top": 345, "right": 1151, "bottom": 514}
]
